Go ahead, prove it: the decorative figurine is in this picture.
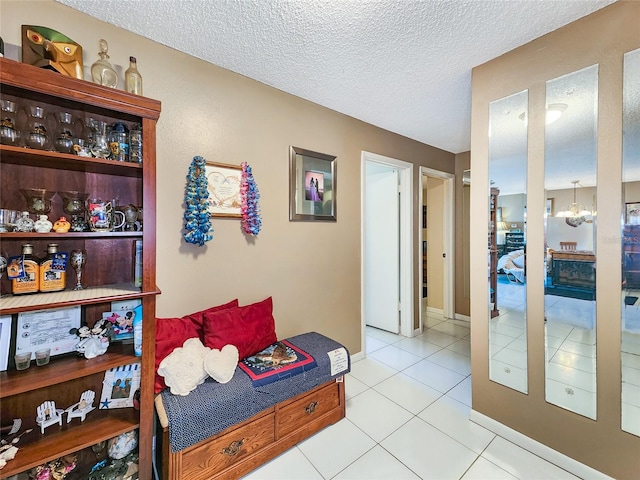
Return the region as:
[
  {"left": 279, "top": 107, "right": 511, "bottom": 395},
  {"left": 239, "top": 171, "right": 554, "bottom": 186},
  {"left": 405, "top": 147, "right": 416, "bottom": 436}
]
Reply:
[
  {"left": 35, "top": 401, "right": 64, "bottom": 434},
  {"left": 53, "top": 216, "right": 70, "bottom": 233},
  {"left": 66, "top": 390, "right": 96, "bottom": 423},
  {"left": 34, "top": 214, "right": 52, "bottom": 233},
  {"left": 21, "top": 25, "right": 83, "bottom": 79},
  {"left": 71, "top": 318, "right": 112, "bottom": 359}
]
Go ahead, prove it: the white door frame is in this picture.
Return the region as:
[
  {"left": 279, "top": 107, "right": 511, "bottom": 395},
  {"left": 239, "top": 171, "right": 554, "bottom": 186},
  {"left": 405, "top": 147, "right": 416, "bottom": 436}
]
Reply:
[
  {"left": 420, "top": 166, "right": 455, "bottom": 329},
  {"left": 361, "top": 151, "right": 414, "bottom": 355}
]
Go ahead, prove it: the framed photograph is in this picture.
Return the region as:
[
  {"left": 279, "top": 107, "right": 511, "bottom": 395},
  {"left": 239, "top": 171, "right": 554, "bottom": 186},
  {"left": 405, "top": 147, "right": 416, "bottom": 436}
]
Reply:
[
  {"left": 546, "top": 198, "right": 554, "bottom": 217},
  {"left": 99, "top": 362, "right": 141, "bottom": 409},
  {"left": 626, "top": 202, "right": 640, "bottom": 225},
  {"left": 206, "top": 161, "right": 242, "bottom": 217},
  {"left": 289, "top": 146, "right": 337, "bottom": 221},
  {"left": 0, "top": 315, "right": 11, "bottom": 371}
]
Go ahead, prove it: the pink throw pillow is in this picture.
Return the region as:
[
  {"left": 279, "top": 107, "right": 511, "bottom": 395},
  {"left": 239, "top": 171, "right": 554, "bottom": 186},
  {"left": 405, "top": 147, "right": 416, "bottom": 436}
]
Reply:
[{"left": 203, "top": 297, "right": 277, "bottom": 361}]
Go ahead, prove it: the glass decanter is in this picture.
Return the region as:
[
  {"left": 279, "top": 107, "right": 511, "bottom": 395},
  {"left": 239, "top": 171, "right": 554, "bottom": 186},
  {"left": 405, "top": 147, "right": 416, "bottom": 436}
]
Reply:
[
  {"left": 14, "top": 211, "right": 34, "bottom": 232},
  {"left": 0, "top": 99, "right": 21, "bottom": 146},
  {"left": 91, "top": 39, "right": 118, "bottom": 88},
  {"left": 88, "top": 118, "right": 110, "bottom": 158},
  {"left": 54, "top": 111, "right": 76, "bottom": 154}
]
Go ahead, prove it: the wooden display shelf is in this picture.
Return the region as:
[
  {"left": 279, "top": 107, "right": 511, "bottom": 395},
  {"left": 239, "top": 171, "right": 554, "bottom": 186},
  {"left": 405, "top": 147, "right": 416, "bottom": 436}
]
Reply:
[
  {"left": 0, "top": 231, "right": 143, "bottom": 239},
  {"left": 0, "top": 342, "right": 137, "bottom": 398},
  {"left": 0, "top": 144, "right": 143, "bottom": 178},
  {"left": 0, "top": 409, "right": 139, "bottom": 479}
]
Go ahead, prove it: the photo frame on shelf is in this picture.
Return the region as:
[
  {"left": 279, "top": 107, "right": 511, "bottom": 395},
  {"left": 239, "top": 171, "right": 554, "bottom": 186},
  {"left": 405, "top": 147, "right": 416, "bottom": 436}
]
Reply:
[
  {"left": 289, "top": 146, "right": 337, "bottom": 221},
  {"left": 99, "top": 363, "right": 141, "bottom": 409},
  {"left": 206, "top": 161, "right": 242, "bottom": 218},
  {"left": 0, "top": 315, "right": 11, "bottom": 371},
  {"left": 626, "top": 202, "right": 640, "bottom": 225}
]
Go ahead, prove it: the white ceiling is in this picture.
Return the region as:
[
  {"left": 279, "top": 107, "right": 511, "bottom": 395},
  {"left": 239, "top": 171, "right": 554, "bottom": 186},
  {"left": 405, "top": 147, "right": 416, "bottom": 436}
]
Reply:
[{"left": 55, "top": 0, "right": 617, "bottom": 155}]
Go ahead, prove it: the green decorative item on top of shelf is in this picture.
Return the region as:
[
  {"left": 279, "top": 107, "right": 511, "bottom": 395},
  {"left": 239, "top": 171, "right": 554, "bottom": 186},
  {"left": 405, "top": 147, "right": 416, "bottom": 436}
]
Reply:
[
  {"left": 22, "top": 25, "right": 83, "bottom": 79},
  {"left": 183, "top": 156, "right": 213, "bottom": 246}
]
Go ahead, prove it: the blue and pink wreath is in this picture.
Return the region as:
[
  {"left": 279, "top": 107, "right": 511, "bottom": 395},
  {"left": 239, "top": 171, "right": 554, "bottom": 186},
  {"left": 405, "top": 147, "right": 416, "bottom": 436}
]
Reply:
[
  {"left": 183, "top": 156, "right": 213, "bottom": 246},
  {"left": 240, "top": 162, "right": 262, "bottom": 236}
]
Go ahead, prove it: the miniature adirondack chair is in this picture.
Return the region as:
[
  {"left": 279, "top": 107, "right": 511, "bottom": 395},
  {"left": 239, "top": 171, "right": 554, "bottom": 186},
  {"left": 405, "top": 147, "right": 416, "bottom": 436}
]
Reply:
[
  {"left": 66, "top": 389, "right": 96, "bottom": 423},
  {"left": 35, "top": 401, "right": 64, "bottom": 434}
]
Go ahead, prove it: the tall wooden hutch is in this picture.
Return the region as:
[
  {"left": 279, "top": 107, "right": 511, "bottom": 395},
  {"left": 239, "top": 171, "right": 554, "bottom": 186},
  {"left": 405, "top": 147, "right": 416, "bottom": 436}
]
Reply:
[
  {"left": 489, "top": 187, "right": 499, "bottom": 318},
  {"left": 0, "top": 58, "right": 160, "bottom": 479}
]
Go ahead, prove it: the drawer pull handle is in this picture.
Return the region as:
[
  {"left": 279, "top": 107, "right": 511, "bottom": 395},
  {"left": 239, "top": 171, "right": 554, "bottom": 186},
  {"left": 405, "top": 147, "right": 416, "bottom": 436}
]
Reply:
[
  {"left": 222, "top": 438, "right": 245, "bottom": 456},
  {"left": 305, "top": 401, "right": 318, "bottom": 414}
]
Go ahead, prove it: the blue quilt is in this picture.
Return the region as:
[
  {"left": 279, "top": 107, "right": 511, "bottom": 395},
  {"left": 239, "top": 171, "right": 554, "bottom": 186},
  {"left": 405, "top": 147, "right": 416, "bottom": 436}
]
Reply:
[{"left": 160, "top": 332, "right": 350, "bottom": 452}]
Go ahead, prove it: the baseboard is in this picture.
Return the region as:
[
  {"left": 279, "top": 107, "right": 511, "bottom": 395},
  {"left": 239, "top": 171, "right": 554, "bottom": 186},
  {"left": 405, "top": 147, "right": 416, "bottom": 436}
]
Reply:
[
  {"left": 351, "top": 351, "right": 365, "bottom": 362},
  {"left": 469, "top": 410, "right": 614, "bottom": 480},
  {"left": 426, "top": 306, "right": 444, "bottom": 316},
  {"left": 454, "top": 313, "right": 470, "bottom": 322}
]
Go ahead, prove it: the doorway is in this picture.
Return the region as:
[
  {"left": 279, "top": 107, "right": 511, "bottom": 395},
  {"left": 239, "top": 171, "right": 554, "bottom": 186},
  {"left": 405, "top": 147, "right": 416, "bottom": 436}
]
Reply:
[
  {"left": 420, "top": 167, "right": 455, "bottom": 329},
  {"left": 361, "top": 152, "right": 413, "bottom": 355}
]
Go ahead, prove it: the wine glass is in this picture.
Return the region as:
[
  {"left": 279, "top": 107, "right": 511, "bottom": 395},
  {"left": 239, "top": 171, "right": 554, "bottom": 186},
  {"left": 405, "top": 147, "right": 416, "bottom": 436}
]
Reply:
[{"left": 70, "top": 249, "right": 87, "bottom": 290}]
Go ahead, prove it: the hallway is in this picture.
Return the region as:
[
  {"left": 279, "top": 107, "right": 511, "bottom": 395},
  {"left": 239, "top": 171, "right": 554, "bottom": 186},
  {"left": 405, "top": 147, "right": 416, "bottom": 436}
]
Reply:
[{"left": 243, "top": 313, "right": 584, "bottom": 479}]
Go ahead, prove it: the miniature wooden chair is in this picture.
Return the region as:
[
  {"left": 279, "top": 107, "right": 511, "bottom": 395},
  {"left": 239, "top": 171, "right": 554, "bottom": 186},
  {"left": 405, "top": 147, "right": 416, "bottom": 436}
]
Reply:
[
  {"left": 66, "top": 389, "right": 96, "bottom": 423},
  {"left": 560, "top": 241, "right": 577, "bottom": 251},
  {"left": 36, "top": 401, "right": 64, "bottom": 434}
]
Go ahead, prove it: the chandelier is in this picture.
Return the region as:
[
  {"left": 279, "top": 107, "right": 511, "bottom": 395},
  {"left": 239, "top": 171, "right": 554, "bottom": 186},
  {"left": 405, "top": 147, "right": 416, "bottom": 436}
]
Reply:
[{"left": 556, "top": 180, "right": 592, "bottom": 219}]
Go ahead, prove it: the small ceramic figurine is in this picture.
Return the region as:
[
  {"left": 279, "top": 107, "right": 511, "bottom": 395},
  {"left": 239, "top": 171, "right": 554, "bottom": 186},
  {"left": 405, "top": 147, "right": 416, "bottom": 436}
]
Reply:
[
  {"left": 34, "top": 215, "right": 52, "bottom": 233},
  {"left": 53, "top": 216, "right": 71, "bottom": 233}
]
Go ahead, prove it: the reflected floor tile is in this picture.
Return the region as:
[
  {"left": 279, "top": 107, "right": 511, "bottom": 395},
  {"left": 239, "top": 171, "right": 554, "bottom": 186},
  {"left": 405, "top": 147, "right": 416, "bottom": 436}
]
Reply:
[
  {"left": 241, "top": 446, "right": 322, "bottom": 480},
  {"left": 333, "top": 445, "right": 421, "bottom": 480},
  {"left": 546, "top": 379, "right": 596, "bottom": 419},
  {"left": 550, "top": 349, "right": 596, "bottom": 373},
  {"left": 493, "top": 346, "right": 527, "bottom": 369},
  {"left": 490, "top": 360, "right": 527, "bottom": 392},
  {"left": 374, "top": 372, "right": 442, "bottom": 414},
  {"left": 546, "top": 362, "right": 596, "bottom": 392},
  {"left": 381, "top": 417, "right": 478, "bottom": 480},
  {"left": 622, "top": 381, "right": 640, "bottom": 407},
  {"left": 418, "top": 395, "right": 495, "bottom": 454},
  {"left": 622, "top": 402, "right": 640, "bottom": 436},
  {"left": 447, "top": 338, "right": 471, "bottom": 357}
]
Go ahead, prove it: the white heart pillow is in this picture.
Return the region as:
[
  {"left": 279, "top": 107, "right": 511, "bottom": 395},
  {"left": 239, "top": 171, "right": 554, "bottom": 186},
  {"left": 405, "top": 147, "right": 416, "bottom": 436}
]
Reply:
[
  {"left": 158, "top": 337, "right": 210, "bottom": 395},
  {"left": 204, "top": 344, "right": 239, "bottom": 384}
]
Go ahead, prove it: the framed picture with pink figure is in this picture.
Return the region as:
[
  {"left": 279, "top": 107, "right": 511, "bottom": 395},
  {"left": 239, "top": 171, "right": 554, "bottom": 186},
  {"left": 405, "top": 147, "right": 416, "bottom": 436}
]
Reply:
[{"left": 289, "top": 146, "right": 337, "bottom": 221}]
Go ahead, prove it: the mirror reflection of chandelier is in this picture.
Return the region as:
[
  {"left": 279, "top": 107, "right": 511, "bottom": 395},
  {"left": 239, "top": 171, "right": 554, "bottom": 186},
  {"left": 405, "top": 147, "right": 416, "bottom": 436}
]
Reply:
[{"left": 556, "top": 180, "right": 592, "bottom": 218}]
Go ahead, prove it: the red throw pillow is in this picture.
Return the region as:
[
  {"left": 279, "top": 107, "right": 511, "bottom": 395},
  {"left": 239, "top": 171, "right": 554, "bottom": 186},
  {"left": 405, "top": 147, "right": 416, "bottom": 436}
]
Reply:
[
  {"left": 154, "top": 299, "right": 238, "bottom": 393},
  {"left": 203, "top": 297, "right": 277, "bottom": 361}
]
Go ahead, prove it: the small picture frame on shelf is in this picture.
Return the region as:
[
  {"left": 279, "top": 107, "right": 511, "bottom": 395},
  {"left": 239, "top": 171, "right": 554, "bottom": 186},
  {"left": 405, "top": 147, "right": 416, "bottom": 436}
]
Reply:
[
  {"left": 100, "top": 363, "right": 141, "bottom": 409},
  {"left": 103, "top": 302, "right": 141, "bottom": 342}
]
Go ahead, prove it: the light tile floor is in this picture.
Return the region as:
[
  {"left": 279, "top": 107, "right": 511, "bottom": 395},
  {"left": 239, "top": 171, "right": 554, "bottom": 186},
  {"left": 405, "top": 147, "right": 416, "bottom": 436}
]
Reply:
[{"left": 243, "top": 314, "right": 585, "bottom": 480}]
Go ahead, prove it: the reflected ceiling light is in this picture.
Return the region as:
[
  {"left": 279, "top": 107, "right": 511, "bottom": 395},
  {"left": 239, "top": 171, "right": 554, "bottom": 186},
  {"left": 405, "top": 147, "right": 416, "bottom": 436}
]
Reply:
[
  {"left": 518, "top": 103, "right": 568, "bottom": 126},
  {"left": 556, "top": 180, "right": 592, "bottom": 218}
]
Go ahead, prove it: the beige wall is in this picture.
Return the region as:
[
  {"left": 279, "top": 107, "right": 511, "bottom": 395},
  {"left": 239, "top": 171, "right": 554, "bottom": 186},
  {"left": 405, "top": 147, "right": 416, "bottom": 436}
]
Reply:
[
  {"left": 1, "top": 0, "right": 458, "bottom": 356},
  {"left": 426, "top": 176, "right": 444, "bottom": 310},
  {"left": 471, "top": 2, "right": 640, "bottom": 478},
  {"left": 455, "top": 152, "right": 471, "bottom": 317}
]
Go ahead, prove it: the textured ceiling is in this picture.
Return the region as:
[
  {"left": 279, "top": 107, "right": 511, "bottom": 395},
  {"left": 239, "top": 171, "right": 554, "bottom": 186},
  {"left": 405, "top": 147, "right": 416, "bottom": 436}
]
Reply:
[{"left": 56, "top": 0, "right": 616, "bottom": 154}]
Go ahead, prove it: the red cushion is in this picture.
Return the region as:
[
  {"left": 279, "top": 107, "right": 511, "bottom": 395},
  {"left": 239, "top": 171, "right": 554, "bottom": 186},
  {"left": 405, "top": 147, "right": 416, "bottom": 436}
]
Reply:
[
  {"left": 154, "top": 299, "right": 238, "bottom": 393},
  {"left": 203, "top": 297, "right": 277, "bottom": 361}
]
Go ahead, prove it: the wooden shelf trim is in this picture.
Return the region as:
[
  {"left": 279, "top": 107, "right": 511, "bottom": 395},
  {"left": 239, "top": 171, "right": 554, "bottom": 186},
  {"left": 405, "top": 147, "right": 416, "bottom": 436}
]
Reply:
[
  {"left": 1, "top": 342, "right": 137, "bottom": 398},
  {"left": 0, "top": 410, "right": 139, "bottom": 479},
  {"left": 0, "top": 58, "right": 160, "bottom": 121},
  {"left": 0, "top": 284, "right": 160, "bottom": 315}
]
